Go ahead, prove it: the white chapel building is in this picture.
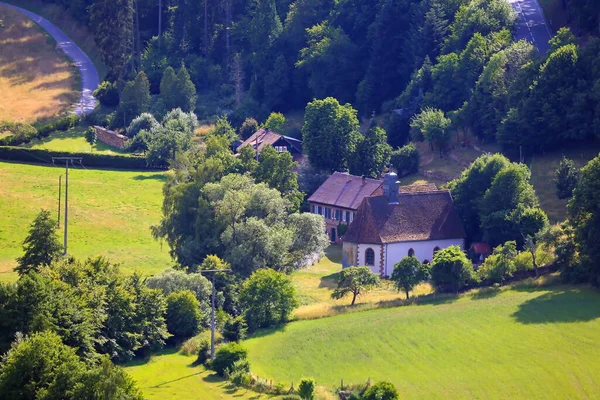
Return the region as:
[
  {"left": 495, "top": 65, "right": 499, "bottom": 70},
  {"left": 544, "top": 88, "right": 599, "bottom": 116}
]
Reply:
[{"left": 341, "top": 171, "right": 466, "bottom": 277}]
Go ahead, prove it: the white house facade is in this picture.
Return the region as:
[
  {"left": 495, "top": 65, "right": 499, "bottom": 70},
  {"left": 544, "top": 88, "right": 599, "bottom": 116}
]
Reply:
[{"left": 342, "top": 172, "right": 466, "bottom": 276}]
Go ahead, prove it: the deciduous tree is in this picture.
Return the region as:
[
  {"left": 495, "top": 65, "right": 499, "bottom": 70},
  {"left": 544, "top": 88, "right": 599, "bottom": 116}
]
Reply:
[
  {"left": 391, "top": 256, "right": 429, "bottom": 299},
  {"left": 331, "top": 266, "right": 380, "bottom": 305}
]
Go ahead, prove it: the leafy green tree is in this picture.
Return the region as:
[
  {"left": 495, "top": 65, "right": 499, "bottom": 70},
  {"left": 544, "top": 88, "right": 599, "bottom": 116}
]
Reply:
[
  {"left": 166, "top": 290, "right": 203, "bottom": 340},
  {"left": 548, "top": 27, "right": 576, "bottom": 53},
  {"left": 239, "top": 269, "right": 298, "bottom": 331},
  {"left": 133, "top": 71, "right": 152, "bottom": 113},
  {"left": 363, "top": 381, "right": 399, "bottom": 400},
  {"left": 297, "top": 22, "right": 361, "bottom": 104},
  {"left": 410, "top": 108, "right": 451, "bottom": 156},
  {"left": 146, "top": 269, "right": 212, "bottom": 309},
  {"left": 349, "top": 126, "right": 392, "bottom": 178},
  {"left": 568, "top": 154, "right": 600, "bottom": 285},
  {"left": 430, "top": 246, "right": 476, "bottom": 292},
  {"left": 555, "top": 157, "right": 580, "bottom": 199},
  {"left": 0, "top": 331, "right": 143, "bottom": 400},
  {"left": 160, "top": 66, "right": 178, "bottom": 111},
  {"left": 391, "top": 256, "right": 429, "bottom": 299},
  {"left": 239, "top": 118, "right": 259, "bottom": 139},
  {"left": 85, "top": 127, "right": 97, "bottom": 151},
  {"left": 254, "top": 145, "right": 303, "bottom": 211},
  {"left": 0, "top": 331, "right": 86, "bottom": 399},
  {"left": 90, "top": 0, "right": 133, "bottom": 81},
  {"left": 263, "top": 112, "right": 286, "bottom": 132},
  {"left": 479, "top": 163, "right": 547, "bottom": 247},
  {"left": 211, "top": 115, "right": 238, "bottom": 143},
  {"left": 331, "top": 266, "right": 380, "bottom": 306},
  {"left": 477, "top": 241, "right": 517, "bottom": 284},
  {"left": 16, "top": 210, "right": 62, "bottom": 275},
  {"left": 73, "top": 356, "right": 143, "bottom": 400},
  {"left": 448, "top": 154, "right": 511, "bottom": 241},
  {"left": 176, "top": 64, "right": 197, "bottom": 112},
  {"left": 288, "top": 213, "right": 330, "bottom": 267},
  {"left": 126, "top": 113, "right": 160, "bottom": 138},
  {"left": 302, "top": 97, "right": 362, "bottom": 172},
  {"left": 298, "top": 377, "right": 316, "bottom": 400},
  {"left": 390, "top": 142, "right": 420, "bottom": 176}
]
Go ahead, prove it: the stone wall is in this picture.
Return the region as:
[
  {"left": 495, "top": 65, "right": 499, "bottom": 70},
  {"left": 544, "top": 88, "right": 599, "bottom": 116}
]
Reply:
[{"left": 93, "top": 126, "right": 128, "bottom": 149}]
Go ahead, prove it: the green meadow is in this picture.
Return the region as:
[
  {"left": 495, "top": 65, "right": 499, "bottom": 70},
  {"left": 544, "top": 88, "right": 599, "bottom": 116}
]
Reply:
[
  {"left": 0, "top": 161, "right": 171, "bottom": 282},
  {"left": 244, "top": 284, "right": 600, "bottom": 399}
]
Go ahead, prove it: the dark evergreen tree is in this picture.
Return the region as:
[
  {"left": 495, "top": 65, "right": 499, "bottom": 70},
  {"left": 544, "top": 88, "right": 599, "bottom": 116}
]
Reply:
[
  {"left": 555, "top": 157, "right": 580, "bottom": 199},
  {"left": 16, "top": 210, "right": 62, "bottom": 275}
]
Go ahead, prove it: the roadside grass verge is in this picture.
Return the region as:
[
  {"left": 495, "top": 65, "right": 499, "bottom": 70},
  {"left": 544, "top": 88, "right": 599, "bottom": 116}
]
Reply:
[
  {"left": 244, "top": 283, "right": 600, "bottom": 399},
  {"left": 0, "top": 161, "right": 171, "bottom": 282},
  {"left": 0, "top": 4, "right": 78, "bottom": 123}
]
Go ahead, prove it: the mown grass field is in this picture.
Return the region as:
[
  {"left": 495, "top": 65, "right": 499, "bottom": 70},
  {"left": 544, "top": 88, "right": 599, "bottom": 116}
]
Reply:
[
  {"left": 22, "top": 125, "right": 125, "bottom": 154},
  {"left": 124, "top": 349, "right": 262, "bottom": 400},
  {"left": 244, "top": 284, "right": 600, "bottom": 399},
  {"left": 0, "top": 161, "right": 171, "bottom": 282},
  {"left": 0, "top": 4, "right": 78, "bottom": 123}
]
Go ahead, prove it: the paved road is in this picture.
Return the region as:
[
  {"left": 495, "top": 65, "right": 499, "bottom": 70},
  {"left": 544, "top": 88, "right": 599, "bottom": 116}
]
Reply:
[
  {"left": 0, "top": 2, "right": 99, "bottom": 116},
  {"left": 508, "top": 0, "right": 553, "bottom": 54}
]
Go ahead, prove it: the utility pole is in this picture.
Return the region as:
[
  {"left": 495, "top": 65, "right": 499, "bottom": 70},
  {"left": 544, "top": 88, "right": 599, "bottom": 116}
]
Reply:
[
  {"left": 57, "top": 175, "right": 62, "bottom": 228},
  {"left": 52, "top": 157, "right": 82, "bottom": 256},
  {"left": 199, "top": 268, "right": 232, "bottom": 359}
]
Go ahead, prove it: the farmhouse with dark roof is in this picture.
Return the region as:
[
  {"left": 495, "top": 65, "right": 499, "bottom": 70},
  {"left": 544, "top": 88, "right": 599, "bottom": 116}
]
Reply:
[{"left": 342, "top": 171, "right": 466, "bottom": 276}]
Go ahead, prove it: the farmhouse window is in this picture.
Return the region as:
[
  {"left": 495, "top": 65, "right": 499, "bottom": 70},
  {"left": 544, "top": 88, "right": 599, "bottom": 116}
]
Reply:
[
  {"left": 365, "top": 248, "right": 375, "bottom": 266},
  {"left": 345, "top": 211, "right": 350, "bottom": 222}
]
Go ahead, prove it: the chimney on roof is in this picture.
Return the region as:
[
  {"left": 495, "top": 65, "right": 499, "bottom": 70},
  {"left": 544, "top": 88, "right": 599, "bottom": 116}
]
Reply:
[
  {"left": 361, "top": 175, "right": 366, "bottom": 185},
  {"left": 382, "top": 171, "right": 399, "bottom": 204}
]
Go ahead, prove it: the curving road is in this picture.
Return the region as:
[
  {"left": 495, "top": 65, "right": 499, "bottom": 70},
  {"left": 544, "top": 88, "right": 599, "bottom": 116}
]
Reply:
[
  {"left": 0, "top": 2, "right": 99, "bottom": 116},
  {"left": 508, "top": 0, "right": 554, "bottom": 54}
]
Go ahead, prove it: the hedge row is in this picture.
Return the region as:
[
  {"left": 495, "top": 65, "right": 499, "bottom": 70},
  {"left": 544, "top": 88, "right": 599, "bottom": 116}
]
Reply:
[
  {"left": 0, "top": 146, "right": 154, "bottom": 170},
  {"left": 0, "top": 115, "right": 80, "bottom": 146}
]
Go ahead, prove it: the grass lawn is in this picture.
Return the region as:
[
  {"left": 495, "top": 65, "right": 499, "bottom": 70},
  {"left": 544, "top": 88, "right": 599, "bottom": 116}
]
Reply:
[
  {"left": 245, "top": 284, "right": 600, "bottom": 399},
  {"left": 292, "top": 246, "right": 433, "bottom": 320},
  {"left": 0, "top": 4, "right": 78, "bottom": 123},
  {"left": 527, "top": 140, "right": 600, "bottom": 222},
  {"left": 124, "top": 349, "right": 262, "bottom": 400},
  {"left": 0, "top": 161, "right": 171, "bottom": 282},
  {"left": 22, "top": 125, "right": 125, "bottom": 155}
]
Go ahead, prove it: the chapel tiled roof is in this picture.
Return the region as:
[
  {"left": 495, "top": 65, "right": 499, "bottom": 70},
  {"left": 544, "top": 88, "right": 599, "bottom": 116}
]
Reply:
[
  {"left": 307, "top": 172, "right": 382, "bottom": 210},
  {"left": 342, "top": 190, "right": 466, "bottom": 244}
]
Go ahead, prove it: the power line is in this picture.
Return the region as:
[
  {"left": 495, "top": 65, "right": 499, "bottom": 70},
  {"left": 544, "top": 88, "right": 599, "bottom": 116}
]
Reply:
[{"left": 52, "top": 157, "right": 82, "bottom": 256}]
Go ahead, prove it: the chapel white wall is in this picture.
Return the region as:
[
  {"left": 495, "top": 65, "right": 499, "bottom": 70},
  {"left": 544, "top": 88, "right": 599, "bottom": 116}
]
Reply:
[{"left": 383, "top": 238, "right": 464, "bottom": 276}]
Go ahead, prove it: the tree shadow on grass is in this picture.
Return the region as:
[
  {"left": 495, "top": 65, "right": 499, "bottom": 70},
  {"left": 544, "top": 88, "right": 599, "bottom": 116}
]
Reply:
[
  {"left": 512, "top": 288, "right": 600, "bottom": 324},
  {"left": 319, "top": 272, "right": 339, "bottom": 288},
  {"left": 469, "top": 287, "right": 503, "bottom": 300},
  {"left": 150, "top": 371, "right": 203, "bottom": 388},
  {"left": 133, "top": 173, "right": 167, "bottom": 182}
]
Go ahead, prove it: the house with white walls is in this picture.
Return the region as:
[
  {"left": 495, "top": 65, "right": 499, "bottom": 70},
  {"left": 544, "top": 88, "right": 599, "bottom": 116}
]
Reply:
[{"left": 341, "top": 171, "right": 466, "bottom": 276}]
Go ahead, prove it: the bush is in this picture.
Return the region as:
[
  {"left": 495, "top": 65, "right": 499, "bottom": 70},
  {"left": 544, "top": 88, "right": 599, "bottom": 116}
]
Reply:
[
  {"left": 0, "top": 147, "right": 150, "bottom": 169},
  {"left": 514, "top": 247, "right": 554, "bottom": 272},
  {"left": 230, "top": 369, "right": 252, "bottom": 387},
  {"left": 477, "top": 241, "right": 517, "bottom": 284},
  {"left": 225, "top": 358, "right": 250, "bottom": 378},
  {"left": 298, "top": 378, "right": 316, "bottom": 400},
  {"left": 390, "top": 142, "right": 419, "bottom": 176},
  {"left": 195, "top": 339, "right": 210, "bottom": 365},
  {"left": 93, "top": 81, "right": 120, "bottom": 107},
  {"left": 281, "top": 396, "right": 302, "bottom": 400},
  {"left": 0, "top": 122, "right": 37, "bottom": 146},
  {"left": 430, "top": 246, "right": 477, "bottom": 292},
  {"left": 52, "top": 114, "right": 79, "bottom": 131},
  {"left": 209, "top": 342, "right": 248, "bottom": 377},
  {"left": 222, "top": 315, "right": 248, "bottom": 342},
  {"left": 362, "top": 381, "right": 399, "bottom": 400}
]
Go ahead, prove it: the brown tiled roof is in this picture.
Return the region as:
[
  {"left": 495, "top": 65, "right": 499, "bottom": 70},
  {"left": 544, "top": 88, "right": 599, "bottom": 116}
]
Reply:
[
  {"left": 342, "top": 190, "right": 466, "bottom": 244},
  {"left": 307, "top": 172, "right": 382, "bottom": 210},
  {"left": 236, "top": 129, "right": 302, "bottom": 154}
]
